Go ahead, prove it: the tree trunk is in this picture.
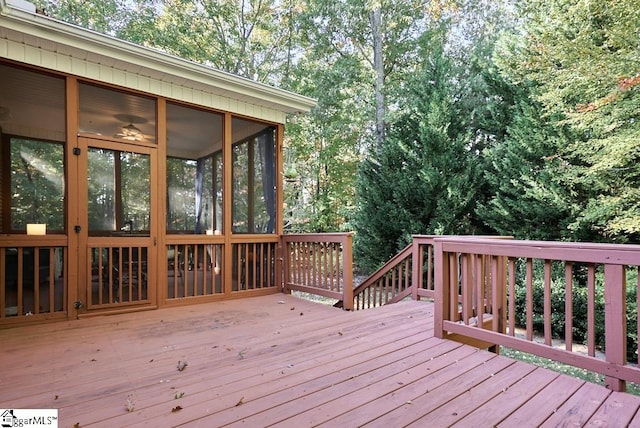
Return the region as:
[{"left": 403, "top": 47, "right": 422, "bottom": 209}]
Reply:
[{"left": 371, "top": 7, "right": 385, "bottom": 151}]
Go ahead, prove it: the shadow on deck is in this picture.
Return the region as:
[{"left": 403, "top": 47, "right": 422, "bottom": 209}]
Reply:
[{"left": 1, "top": 295, "right": 639, "bottom": 427}]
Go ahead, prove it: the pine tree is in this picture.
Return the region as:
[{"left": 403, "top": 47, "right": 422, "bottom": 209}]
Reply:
[
  {"left": 353, "top": 35, "right": 483, "bottom": 271},
  {"left": 477, "top": 90, "right": 578, "bottom": 241}
]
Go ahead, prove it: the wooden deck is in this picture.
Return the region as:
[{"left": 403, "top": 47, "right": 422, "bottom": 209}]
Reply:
[{"left": 2, "top": 296, "right": 640, "bottom": 427}]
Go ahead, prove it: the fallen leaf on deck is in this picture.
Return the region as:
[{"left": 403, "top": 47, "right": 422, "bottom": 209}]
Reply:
[
  {"left": 175, "top": 392, "right": 185, "bottom": 399},
  {"left": 54, "top": 395, "right": 58, "bottom": 400},
  {"left": 125, "top": 397, "right": 135, "bottom": 412},
  {"left": 73, "top": 423, "right": 80, "bottom": 428},
  {"left": 177, "top": 360, "right": 188, "bottom": 371},
  {"left": 171, "top": 406, "right": 183, "bottom": 413},
  {"left": 235, "top": 397, "right": 244, "bottom": 406}
]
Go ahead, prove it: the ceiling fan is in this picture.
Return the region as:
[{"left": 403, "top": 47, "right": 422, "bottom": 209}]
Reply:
[{"left": 113, "top": 114, "right": 148, "bottom": 141}]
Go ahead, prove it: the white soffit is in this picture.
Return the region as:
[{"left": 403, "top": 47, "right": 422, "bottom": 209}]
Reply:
[{"left": 0, "top": 0, "right": 316, "bottom": 119}]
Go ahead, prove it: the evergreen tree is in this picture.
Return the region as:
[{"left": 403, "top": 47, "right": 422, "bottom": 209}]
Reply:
[
  {"left": 353, "top": 34, "right": 483, "bottom": 271},
  {"left": 477, "top": 87, "right": 578, "bottom": 240}
]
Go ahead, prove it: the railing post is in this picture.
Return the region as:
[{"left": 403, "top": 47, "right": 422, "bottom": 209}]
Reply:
[
  {"left": 342, "top": 233, "right": 354, "bottom": 310},
  {"left": 604, "top": 264, "right": 627, "bottom": 392},
  {"left": 411, "top": 237, "right": 420, "bottom": 301},
  {"left": 434, "top": 239, "right": 448, "bottom": 339},
  {"left": 495, "top": 255, "right": 507, "bottom": 335},
  {"left": 280, "top": 236, "right": 291, "bottom": 295}
]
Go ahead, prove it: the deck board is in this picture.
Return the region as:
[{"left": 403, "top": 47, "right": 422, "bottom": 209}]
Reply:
[
  {"left": 451, "top": 367, "right": 560, "bottom": 426},
  {"left": 540, "top": 381, "right": 611, "bottom": 427},
  {"left": 587, "top": 392, "right": 640, "bottom": 427},
  {"left": 1, "top": 295, "right": 639, "bottom": 427}
]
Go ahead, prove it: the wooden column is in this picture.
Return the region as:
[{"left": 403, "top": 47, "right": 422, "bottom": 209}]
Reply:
[
  {"left": 433, "top": 239, "right": 448, "bottom": 339},
  {"left": 154, "top": 98, "right": 167, "bottom": 306},
  {"left": 410, "top": 237, "right": 420, "bottom": 301},
  {"left": 223, "top": 113, "right": 233, "bottom": 295},
  {"left": 276, "top": 124, "right": 285, "bottom": 291},
  {"left": 341, "top": 233, "right": 354, "bottom": 311},
  {"left": 604, "top": 264, "right": 627, "bottom": 392},
  {"left": 65, "top": 76, "right": 80, "bottom": 318}
]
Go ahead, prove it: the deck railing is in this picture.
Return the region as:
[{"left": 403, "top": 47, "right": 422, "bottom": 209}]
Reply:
[
  {"left": 164, "top": 237, "right": 279, "bottom": 302},
  {"left": 433, "top": 237, "right": 640, "bottom": 392},
  {"left": 0, "top": 236, "right": 67, "bottom": 323},
  {"left": 282, "top": 233, "right": 354, "bottom": 310},
  {"left": 352, "top": 235, "right": 509, "bottom": 310},
  {"left": 352, "top": 243, "right": 413, "bottom": 309},
  {"left": 352, "top": 236, "right": 440, "bottom": 309}
]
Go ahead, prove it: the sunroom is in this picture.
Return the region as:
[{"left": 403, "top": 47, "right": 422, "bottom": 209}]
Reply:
[{"left": 0, "top": 0, "right": 315, "bottom": 325}]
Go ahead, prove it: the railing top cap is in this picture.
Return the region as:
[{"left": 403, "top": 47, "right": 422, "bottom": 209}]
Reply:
[
  {"left": 434, "top": 237, "right": 640, "bottom": 265},
  {"left": 283, "top": 232, "right": 354, "bottom": 237},
  {"left": 434, "top": 236, "right": 640, "bottom": 250}
]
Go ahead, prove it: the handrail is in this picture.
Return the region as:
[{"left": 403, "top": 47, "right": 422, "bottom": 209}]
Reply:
[
  {"left": 354, "top": 244, "right": 413, "bottom": 296},
  {"left": 351, "top": 243, "right": 414, "bottom": 310},
  {"left": 433, "top": 237, "right": 640, "bottom": 392},
  {"left": 281, "top": 233, "right": 354, "bottom": 310},
  {"left": 350, "top": 235, "right": 441, "bottom": 310}
]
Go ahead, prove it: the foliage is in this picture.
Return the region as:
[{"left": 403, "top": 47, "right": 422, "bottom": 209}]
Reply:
[
  {"left": 283, "top": 0, "right": 447, "bottom": 232},
  {"left": 500, "top": 0, "right": 640, "bottom": 242},
  {"left": 282, "top": 50, "right": 370, "bottom": 232},
  {"left": 477, "top": 84, "right": 580, "bottom": 240},
  {"left": 353, "top": 31, "right": 485, "bottom": 271},
  {"left": 33, "top": 0, "right": 131, "bottom": 35}
]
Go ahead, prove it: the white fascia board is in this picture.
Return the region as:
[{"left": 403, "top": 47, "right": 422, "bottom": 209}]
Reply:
[{"left": 0, "top": 0, "right": 317, "bottom": 114}]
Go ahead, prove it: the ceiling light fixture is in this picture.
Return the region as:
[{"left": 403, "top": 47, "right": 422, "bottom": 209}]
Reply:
[
  {"left": 115, "top": 123, "right": 144, "bottom": 141},
  {"left": 113, "top": 114, "right": 148, "bottom": 141}
]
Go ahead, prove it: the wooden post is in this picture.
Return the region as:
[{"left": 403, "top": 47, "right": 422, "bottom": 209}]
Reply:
[
  {"left": 280, "top": 236, "right": 291, "bottom": 294},
  {"left": 222, "top": 113, "right": 233, "bottom": 295},
  {"left": 411, "top": 237, "right": 420, "bottom": 301},
  {"left": 342, "top": 233, "right": 354, "bottom": 311},
  {"left": 434, "top": 239, "right": 448, "bottom": 339},
  {"left": 66, "top": 76, "right": 80, "bottom": 319},
  {"left": 604, "top": 264, "right": 627, "bottom": 392},
  {"left": 495, "top": 255, "right": 507, "bottom": 334}
]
